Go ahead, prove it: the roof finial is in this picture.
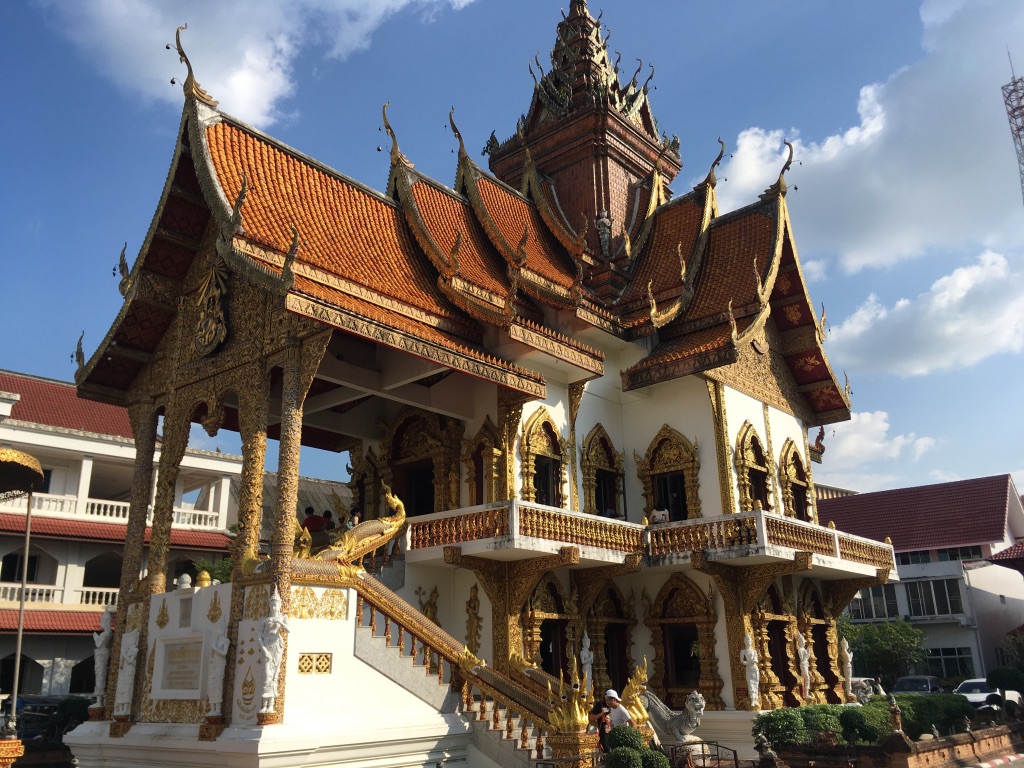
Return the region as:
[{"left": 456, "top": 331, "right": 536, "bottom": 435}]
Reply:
[
  {"left": 677, "top": 242, "right": 687, "bottom": 285},
  {"left": 117, "top": 242, "right": 133, "bottom": 297},
  {"left": 449, "top": 107, "right": 468, "bottom": 159},
  {"left": 727, "top": 300, "right": 738, "bottom": 341},
  {"left": 167, "top": 24, "right": 218, "bottom": 107},
  {"left": 759, "top": 140, "right": 794, "bottom": 200},
  {"left": 701, "top": 138, "right": 726, "bottom": 188},
  {"left": 74, "top": 331, "right": 85, "bottom": 372},
  {"left": 382, "top": 102, "right": 412, "bottom": 167}
]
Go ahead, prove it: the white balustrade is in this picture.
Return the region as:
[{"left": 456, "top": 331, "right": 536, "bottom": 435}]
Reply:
[
  {"left": 0, "top": 583, "right": 63, "bottom": 604},
  {"left": 0, "top": 492, "right": 76, "bottom": 516},
  {"left": 78, "top": 588, "right": 119, "bottom": 607},
  {"left": 85, "top": 499, "right": 131, "bottom": 520}
]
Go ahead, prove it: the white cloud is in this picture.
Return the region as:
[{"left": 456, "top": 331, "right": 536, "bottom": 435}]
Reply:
[
  {"left": 36, "top": 0, "right": 474, "bottom": 127},
  {"left": 814, "top": 411, "right": 938, "bottom": 492},
  {"left": 827, "top": 250, "right": 1024, "bottom": 375},
  {"left": 716, "top": 0, "right": 1024, "bottom": 274}
]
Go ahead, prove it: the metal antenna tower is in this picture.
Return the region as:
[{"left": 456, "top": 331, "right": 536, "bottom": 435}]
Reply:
[{"left": 1002, "top": 50, "right": 1024, "bottom": 207}]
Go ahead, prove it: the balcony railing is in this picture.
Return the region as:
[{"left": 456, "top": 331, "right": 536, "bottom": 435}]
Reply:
[
  {"left": 0, "top": 584, "right": 64, "bottom": 603},
  {"left": 406, "top": 501, "right": 645, "bottom": 563},
  {"left": 407, "top": 502, "right": 895, "bottom": 574},
  {"left": 0, "top": 492, "right": 223, "bottom": 530}
]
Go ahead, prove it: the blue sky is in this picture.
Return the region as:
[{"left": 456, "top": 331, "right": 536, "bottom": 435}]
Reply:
[{"left": 2, "top": 0, "right": 1024, "bottom": 493}]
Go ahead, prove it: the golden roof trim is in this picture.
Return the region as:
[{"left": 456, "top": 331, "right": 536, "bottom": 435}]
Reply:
[
  {"left": 169, "top": 25, "right": 218, "bottom": 108},
  {"left": 285, "top": 294, "right": 546, "bottom": 398}
]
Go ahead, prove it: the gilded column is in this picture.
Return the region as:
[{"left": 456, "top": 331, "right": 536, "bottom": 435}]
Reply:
[
  {"left": 234, "top": 361, "right": 269, "bottom": 569},
  {"left": 497, "top": 389, "right": 525, "bottom": 500},
  {"left": 706, "top": 381, "right": 736, "bottom": 514},
  {"left": 146, "top": 403, "right": 191, "bottom": 595},
  {"left": 270, "top": 341, "right": 304, "bottom": 609},
  {"left": 104, "top": 400, "right": 157, "bottom": 716},
  {"left": 762, "top": 404, "right": 779, "bottom": 512},
  {"left": 568, "top": 381, "right": 585, "bottom": 512}
]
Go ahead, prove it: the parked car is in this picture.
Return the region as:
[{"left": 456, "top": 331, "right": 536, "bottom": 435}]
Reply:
[
  {"left": 892, "top": 675, "right": 944, "bottom": 694},
  {"left": 953, "top": 678, "right": 1022, "bottom": 712}
]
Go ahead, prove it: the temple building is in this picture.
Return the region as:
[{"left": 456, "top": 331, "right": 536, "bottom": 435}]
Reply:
[{"left": 66, "top": 3, "right": 895, "bottom": 766}]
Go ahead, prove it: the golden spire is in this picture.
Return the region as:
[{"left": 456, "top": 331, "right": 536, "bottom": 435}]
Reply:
[
  {"left": 449, "top": 106, "right": 468, "bottom": 159},
  {"left": 168, "top": 24, "right": 218, "bottom": 108}
]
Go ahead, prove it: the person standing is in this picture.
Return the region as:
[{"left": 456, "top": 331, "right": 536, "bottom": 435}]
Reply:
[{"left": 589, "top": 689, "right": 634, "bottom": 752}]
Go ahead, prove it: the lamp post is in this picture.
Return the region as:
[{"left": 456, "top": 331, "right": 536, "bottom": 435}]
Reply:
[{"left": 0, "top": 448, "right": 44, "bottom": 742}]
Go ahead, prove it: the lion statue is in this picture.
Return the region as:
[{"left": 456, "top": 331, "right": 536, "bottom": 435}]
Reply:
[{"left": 642, "top": 689, "right": 706, "bottom": 743}]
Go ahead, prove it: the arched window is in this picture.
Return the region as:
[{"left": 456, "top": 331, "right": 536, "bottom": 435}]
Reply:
[
  {"left": 519, "top": 408, "right": 566, "bottom": 507},
  {"left": 1, "top": 546, "right": 58, "bottom": 585},
  {"left": 581, "top": 425, "right": 624, "bottom": 518},
  {"left": 634, "top": 426, "right": 701, "bottom": 521},
  {"left": 462, "top": 417, "right": 502, "bottom": 505},
  {"left": 779, "top": 439, "right": 813, "bottom": 522},
  {"left": 735, "top": 423, "right": 772, "bottom": 512}
]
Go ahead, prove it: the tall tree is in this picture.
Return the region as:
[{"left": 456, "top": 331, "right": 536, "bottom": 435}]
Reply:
[{"left": 844, "top": 619, "right": 926, "bottom": 687}]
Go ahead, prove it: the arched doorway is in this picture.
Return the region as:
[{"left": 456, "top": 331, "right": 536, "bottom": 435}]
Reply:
[
  {"left": 644, "top": 573, "right": 723, "bottom": 709},
  {"left": 523, "top": 574, "right": 573, "bottom": 679},
  {"left": 754, "top": 584, "right": 799, "bottom": 708},
  {"left": 381, "top": 408, "right": 461, "bottom": 515},
  {"left": 589, "top": 582, "right": 636, "bottom": 694},
  {"left": 636, "top": 425, "right": 701, "bottom": 522}
]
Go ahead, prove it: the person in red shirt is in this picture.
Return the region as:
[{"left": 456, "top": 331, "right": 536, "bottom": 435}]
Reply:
[{"left": 301, "top": 506, "right": 326, "bottom": 532}]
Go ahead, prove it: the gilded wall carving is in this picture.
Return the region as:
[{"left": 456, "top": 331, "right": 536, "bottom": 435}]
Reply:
[
  {"left": 634, "top": 424, "right": 701, "bottom": 519},
  {"left": 580, "top": 423, "right": 624, "bottom": 517},
  {"left": 705, "top": 380, "right": 737, "bottom": 515},
  {"left": 568, "top": 381, "right": 586, "bottom": 512},
  {"left": 497, "top": 390, "right": 529, "bottom": 500}
]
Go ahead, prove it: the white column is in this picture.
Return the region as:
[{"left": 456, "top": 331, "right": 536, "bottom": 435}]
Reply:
[
  {"left": 77, "top": 455, "right": 94, "bottom": 514},
  {"left": 217, "top": 475, "right": 232, "bottom": 529}
]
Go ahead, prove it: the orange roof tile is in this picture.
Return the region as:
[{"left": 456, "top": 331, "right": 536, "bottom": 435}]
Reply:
[
  {"left": 686, "top": 206, "right": 776, "bottom": 320},
  {"left": 0, "top": 512, "right": 231, "bottom": 550},
  {"left": 408, "top": 180, "right": 508, "bottom": 295},
  {"left": 619, "top": 194, "right": 705, "bottom": 309},
  {"left": 475, "top": 176, "right": 576, "bottom": 288},
  {"left": 0, "top": 609, "right": 102, "bottom": 634},
  {"left": 205, "top": 120, "right": 455, "bottom": 320}
]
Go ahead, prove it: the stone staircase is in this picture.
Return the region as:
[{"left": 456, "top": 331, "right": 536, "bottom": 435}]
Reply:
[{"left": 352, "top": 575, "right": 554, "bottom": 767}]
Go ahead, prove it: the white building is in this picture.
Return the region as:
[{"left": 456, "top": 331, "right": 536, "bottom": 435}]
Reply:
[
  {"left": 820, "top": 475, "right": 1024, "bottom": 682},
  {"left": 0, "top": 369, "right": 240, "bottom": 697}
]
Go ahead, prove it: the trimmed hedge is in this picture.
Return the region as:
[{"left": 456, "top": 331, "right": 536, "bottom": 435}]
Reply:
[
  {"left": 606, "top": 747, "right": 643, "bottom": 768},
  {"left": 753, "top": 695, "right": 974, "bottom": 746},
  {"left": 641, "top": 748, "right": 672, "bottom": 768},
  {"left": 608, "top": 724, "right": 646, "bottom": 751}
]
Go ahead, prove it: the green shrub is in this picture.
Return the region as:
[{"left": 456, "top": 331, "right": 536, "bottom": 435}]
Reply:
[
  {"left": 892, "top": 694, "right": 974, "bottom": 739},
  {"left": 839, "top": 707, "right": 880, "bottom": 744},
  {"left": 606, "top": 746, "right": 643, "bottom": 768},
  {"left": 859, "top": 700, "right": 893, "bottom": 741},
  {"left": 800, "top": 705, "right": 843, "bottom": 739},
  {"left": 753, "top": 707, "right": 807, "bottom": 746},
  {"left": 608, "top": 724, "right": 645, "bottom": 751},
  {"left": 640, "top": 747, "right": 671, "bottom": 768}
]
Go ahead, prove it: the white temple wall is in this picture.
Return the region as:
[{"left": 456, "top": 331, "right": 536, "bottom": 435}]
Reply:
[{"left": 619, "top": 377, "right": 720, "bottom": 518}]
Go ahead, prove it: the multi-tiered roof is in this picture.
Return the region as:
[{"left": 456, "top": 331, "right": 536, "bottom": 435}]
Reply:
[{"left": 78, "top": 2, "right": 849, "bottom": 429}]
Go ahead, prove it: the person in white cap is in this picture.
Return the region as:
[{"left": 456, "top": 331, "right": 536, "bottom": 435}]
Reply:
[{"left": 589, "top": 689, "right": 635, "bottom": 752}]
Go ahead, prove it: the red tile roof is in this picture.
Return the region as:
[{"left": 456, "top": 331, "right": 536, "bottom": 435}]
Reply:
[
  {"left": 0, "top": 513, "right": 231, "bottom": 551},
  {"left": 0, "top": 609, "right": 102, "bottom": 634},
  {"left": 0, "top": 371, "right": 132, "bottom": 439},
  {"left": 819, "top": 475, "right": 1016, "bottom": 551}
]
